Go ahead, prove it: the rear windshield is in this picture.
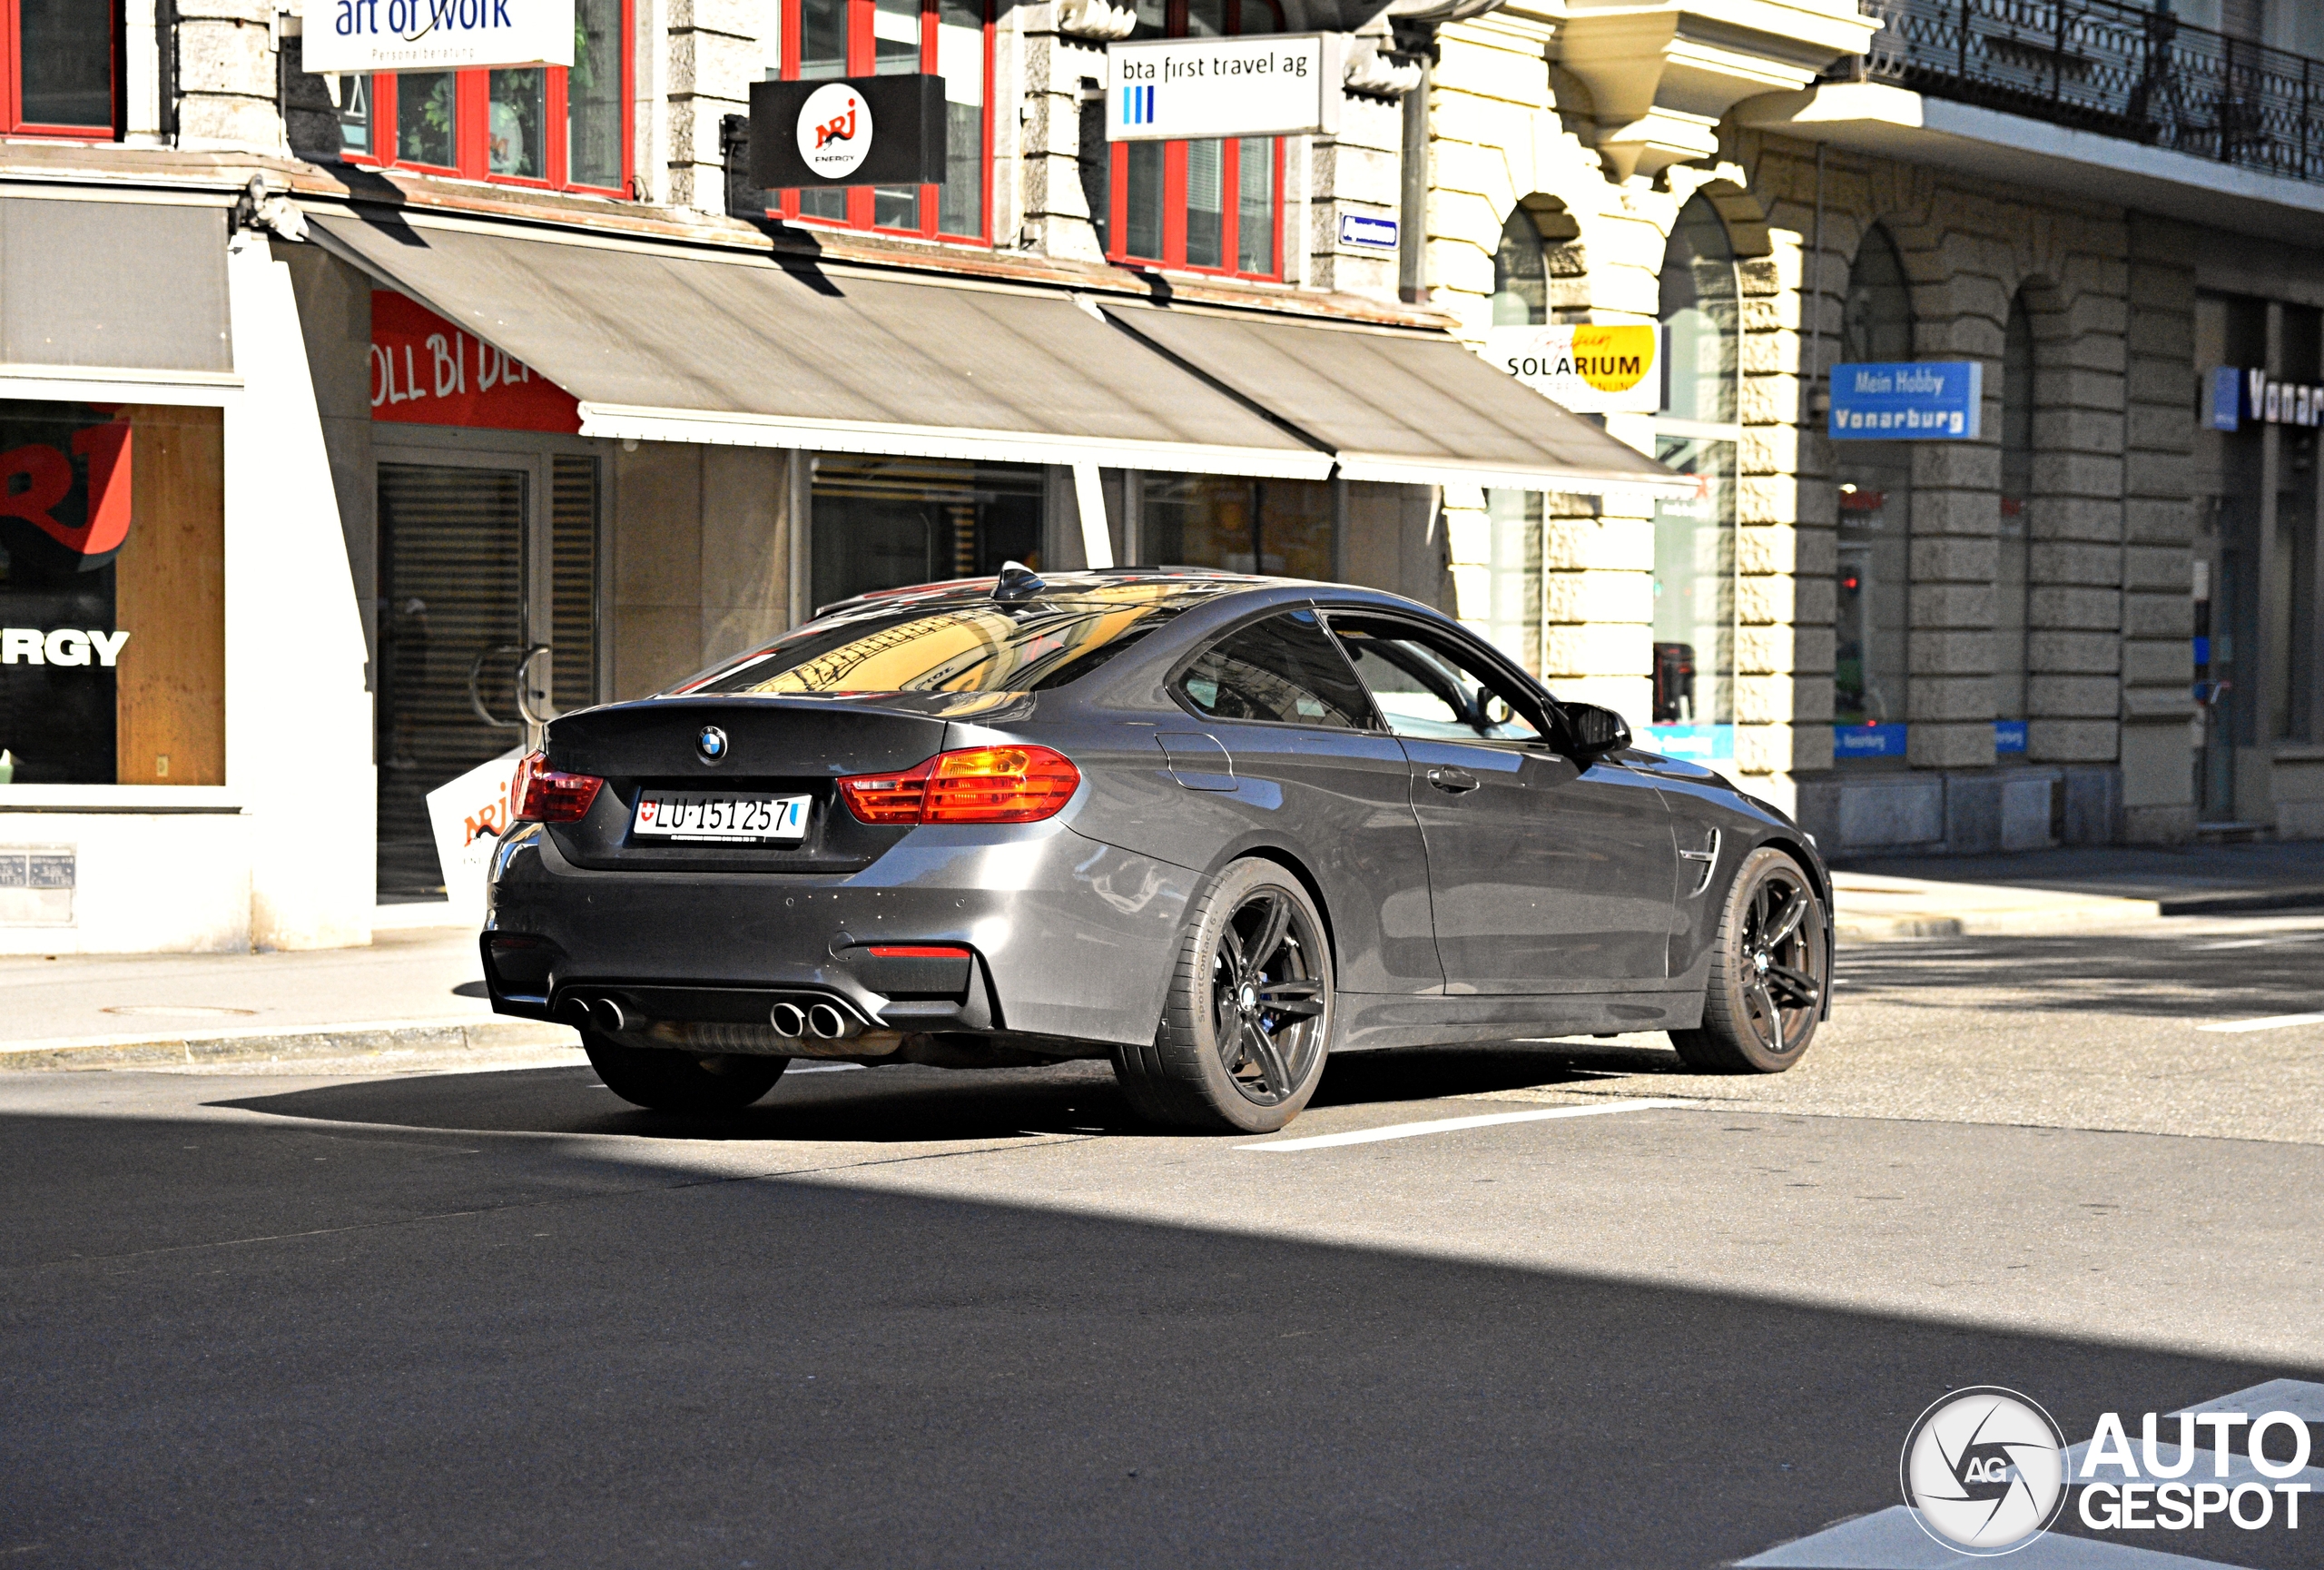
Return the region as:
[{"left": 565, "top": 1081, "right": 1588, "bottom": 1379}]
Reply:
[{"left": 675, "top": 583, "right": 1224, "bottom": 697}]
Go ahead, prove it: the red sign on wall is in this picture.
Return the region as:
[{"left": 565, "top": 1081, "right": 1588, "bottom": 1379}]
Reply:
[{"left": 369, "top": 291, "right": 581, "bottom": 434}]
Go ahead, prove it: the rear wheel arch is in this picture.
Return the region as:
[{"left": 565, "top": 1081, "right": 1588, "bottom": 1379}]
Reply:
[{"left": 1206, "top": 840, "right": 1339, "bottom": 982}]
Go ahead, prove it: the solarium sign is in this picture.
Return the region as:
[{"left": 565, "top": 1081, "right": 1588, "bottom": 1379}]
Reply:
[
  {"left": 1829, "top": 361, "right": 1982, "bottom": 440},
  {"left": 304, "top": 0, "right": 575, "bottom": 74}
]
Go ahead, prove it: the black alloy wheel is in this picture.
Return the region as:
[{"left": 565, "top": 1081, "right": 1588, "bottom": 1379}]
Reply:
[
  {"left": 1671, "top": 846, "right": 1827, "bottom": 1074},
  {"left": 1207, "top": 885, "right": 1328, "bottom": 1108},
  {"left": 1113, "top": 857, "right": 1334, "bottom": 1132}
]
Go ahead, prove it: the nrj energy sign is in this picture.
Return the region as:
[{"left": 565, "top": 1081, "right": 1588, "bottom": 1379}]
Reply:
[
  {"left": 1484, "top": 324, "right": 1661, "bottom": 414},
  {"left": 305, "top": 0, "right": 575, "bottom": 73}
]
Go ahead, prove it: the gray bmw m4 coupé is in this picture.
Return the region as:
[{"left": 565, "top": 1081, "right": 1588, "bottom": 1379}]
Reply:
[{"left": 483, "top": 567, "right": 1831, "bottom": 1131}]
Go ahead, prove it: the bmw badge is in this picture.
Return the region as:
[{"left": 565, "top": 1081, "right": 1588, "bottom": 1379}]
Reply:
[{"left": 696, "top": 725, "right": 730, "bottom": 764}]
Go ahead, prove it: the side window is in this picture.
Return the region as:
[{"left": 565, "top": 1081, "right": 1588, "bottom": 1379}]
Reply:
[
  {"left": 1328, "top": 617, "right": 1548, "bottom": 745},
  {"left": 1177, "top": 609, "right": 1374, "bottom": 728}
]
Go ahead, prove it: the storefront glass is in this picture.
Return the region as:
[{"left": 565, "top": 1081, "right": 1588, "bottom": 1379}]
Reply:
[
  {"left": 373, "top": 453, "right": 600, "bottom": 899},
  {"left": 0, "top": 401, "right": 224, "bottom": 786},
  {"left": 1996, "top": 290, "right": 2034, "bottom": 753},
  {"left": 1480, "top": 489, "right": 1541, "bottom": 671},
  {"left": 1648, "top": 195, "right": 1738, "bottom": 762},
  {"left": 1834, "top": 225, "right": 1915, "bottom": 761},
  {"left": 398, "top": 72, "right": 458, "bottom": 168},
  {"left": 15, "top": 0, "right": 113, "bottom": 132},
  {"left": 1141, "top": 475, "right": 1332, "bottom": 579},
  {"left": 488, "top": 69, "right": 548, "bottom": 179},
  {"left": 569, "top": 0, "right": 627, "bottom": 190},
  {"left": 810, "top": 457, "right": 1043, "bottom": 608}
]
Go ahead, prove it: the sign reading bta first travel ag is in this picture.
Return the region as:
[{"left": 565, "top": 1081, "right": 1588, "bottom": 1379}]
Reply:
[
  {"left": 1108, "top": 34, "right": 1344, "bottom": 141},
  {"left": 304, "top": 0, "right": 574, "bottom": 73}
]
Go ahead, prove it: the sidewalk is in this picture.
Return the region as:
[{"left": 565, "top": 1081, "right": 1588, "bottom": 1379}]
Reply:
[
  {"left": 1828, "top": 841, "right": 2324, "bottom": 939},
  {"left": 5, "top": 846, "right": 2322, "bottom": 1069},
  {"left": 0, "top": 904, "right": 576, "bottom": 1071}
]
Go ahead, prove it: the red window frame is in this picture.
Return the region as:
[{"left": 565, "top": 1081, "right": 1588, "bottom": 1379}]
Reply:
[
  {"left": 340, "top": 2, "right": 635, "bottom": 199},
  {"left": 764, "top": 0, "right": 995, "bottom": 245},
  {"left": 2, "top": 1, "right": 121, "bottom": 139},
  {"left": 1106, "top": 0, "right": 1285, "bottom": 282}
]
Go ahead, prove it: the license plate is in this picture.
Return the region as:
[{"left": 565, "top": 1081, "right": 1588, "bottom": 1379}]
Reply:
[{"left": 632, "top": 793, "right": 810, "bottom": 843}]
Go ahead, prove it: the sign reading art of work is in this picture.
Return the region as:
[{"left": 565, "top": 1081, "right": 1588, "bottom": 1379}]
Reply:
[
  {"left": 369, "top": 292, "right": 580, "bottom": 433},
  {"left": 1829, "top": 361, "right": 1982, "bottom": 439},
  {"left": 1107, "top": 35, "right": 1344, "bottom": 142},
  {"left": 305, "top": 0, "right": 575, "bottom": 73},
  {"left": 1484, "top": 324, "right": 1662, "bottom": 415}
]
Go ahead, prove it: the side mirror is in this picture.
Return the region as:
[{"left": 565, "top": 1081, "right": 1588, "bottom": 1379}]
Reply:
[{"left": 1563, "top": 702, "right": 1631, "bottom": 760}]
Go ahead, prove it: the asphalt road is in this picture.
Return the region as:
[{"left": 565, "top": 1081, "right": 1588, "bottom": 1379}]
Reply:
[{"left": 4, "top": 914, "right": 2321, "bottom": 1568}]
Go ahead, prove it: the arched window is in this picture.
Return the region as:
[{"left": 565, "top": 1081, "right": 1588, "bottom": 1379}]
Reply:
[
  {"left": 1491, "top": 211, "right": 1547, "bottom": 328},
  {"left": 1996, "top": 290, "right": 2036, "bottom": 745},
  {"left": 1833, "top": 225, "right": 1914, "bottom": 755},
  {"left": 1659, "top": 195, "right": 1738, "bottom": 425},
  {"left": 1646, "top": 193, "right": 1740, "bottom": 752}
]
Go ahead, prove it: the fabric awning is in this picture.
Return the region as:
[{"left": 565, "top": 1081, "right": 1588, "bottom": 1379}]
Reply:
[
  {"left": 307, "top": 210, "right": 1330, "bottom": 479},
  {"left": 1099, "top": 300, "right": 1692, "bottom": 500}
]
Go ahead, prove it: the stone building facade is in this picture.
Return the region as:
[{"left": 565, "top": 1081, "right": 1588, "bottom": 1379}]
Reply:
[{"left": 1410, "top": 0, "right": 2324, "bottom": 854}]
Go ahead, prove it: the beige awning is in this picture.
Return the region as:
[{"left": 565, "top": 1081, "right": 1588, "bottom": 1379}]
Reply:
[
  {"left": 1100, "top": 299, "right": 1691, "bottom": 500},
  {"left": 308, "top": 210, "right": 1332, "bottom": 479}
]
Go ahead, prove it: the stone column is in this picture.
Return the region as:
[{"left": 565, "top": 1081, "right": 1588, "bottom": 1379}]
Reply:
[
  {"left": 2027, "top": 246, "right": 2131, "bottom": 785},
  {"left": 667, "top": 0, "right": 758, "bottom": 212},
  {"left": 2119, "top": 217, "right": 2201, "bottom": 843}
]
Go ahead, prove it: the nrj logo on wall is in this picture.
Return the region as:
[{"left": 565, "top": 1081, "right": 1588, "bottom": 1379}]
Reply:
[
  {"left": 304, "top": 0, "right": 576, "bottom": 74},
  {"left": 795, "top": 84, "right": 872, "bottom": 178}
]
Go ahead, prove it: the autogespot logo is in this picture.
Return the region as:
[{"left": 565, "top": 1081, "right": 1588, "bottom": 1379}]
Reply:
[{"left": 1900, "top": 1387, "right": 2070, "bottom": 1555}]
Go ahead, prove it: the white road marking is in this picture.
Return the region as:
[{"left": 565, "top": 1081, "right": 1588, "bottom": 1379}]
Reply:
[
  {"left": 1739, "top": 1505, "right": 2237, "bottom": 1567},
  {"left": 2197, "top": 1012, "right": 2324, "bottom": 1033},
  {"left": 1238, "top": 1098, "right": 1691, "bottom": 1152},
  {"left": 786, "top": 1062, "right": 866, "bottom": 1073},
  {"left": 2194, "top": 932, "right": 2324, "bottom": 951}
]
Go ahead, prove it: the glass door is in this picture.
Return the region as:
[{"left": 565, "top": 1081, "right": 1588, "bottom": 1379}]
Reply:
[{"left": 374, "top": 451, "right": 599, "bottom": 901}]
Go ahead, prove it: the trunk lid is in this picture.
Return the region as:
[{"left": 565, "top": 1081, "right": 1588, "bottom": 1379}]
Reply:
[{"left": 542, "top": 696, "right": 951, "bottom": 874}]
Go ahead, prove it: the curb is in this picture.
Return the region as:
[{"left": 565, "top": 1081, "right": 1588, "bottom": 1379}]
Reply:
[
  {"left": 1834, "top": 899, "right": 2162, "bottom": 943},
  {"left": 0, "top": 1016, "right": 581, "bottom": 1071},
  {"left": 2155, "top": 884, "right": 2324, "bottom": 916}
]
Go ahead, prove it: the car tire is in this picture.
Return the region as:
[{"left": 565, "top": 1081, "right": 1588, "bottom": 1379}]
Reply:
[
  {"left": 1669, "top": 845, "right": 1827, "bottom": 1074},
  {"left": 582, "top": 1032, "right": 788, "bottom": 1111},
  {"left": 1113, "top": 857, "right": 1334, "bottom": 1133}
]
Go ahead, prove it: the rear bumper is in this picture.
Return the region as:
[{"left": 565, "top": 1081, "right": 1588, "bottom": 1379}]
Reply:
[{"left": 482, "top": 819, "right": 1195, "bottom": 1050}]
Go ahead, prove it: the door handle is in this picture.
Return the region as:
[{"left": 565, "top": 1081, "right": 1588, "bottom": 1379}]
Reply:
[{"left": 1425, "top": 765, "right": 1481, "bottom": 794}]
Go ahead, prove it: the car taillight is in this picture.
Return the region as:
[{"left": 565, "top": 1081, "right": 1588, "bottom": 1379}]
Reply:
[
  {"left": 837, "top": 746, "right": 1079, "bottom": 826},
  {"left": 510, "top": 750, "right": 605, "bottom": 824}
]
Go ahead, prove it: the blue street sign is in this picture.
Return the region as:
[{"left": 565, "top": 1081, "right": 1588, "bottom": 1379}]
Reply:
[
  {"left": 1338, "top": 212, "right": 1398, "bottom": 251},
  {"left": 1829, "top": 361, "right": 1983, "bottom": 440},
  {"left": 1994, "top": 719, "right": 2027, "bottom": 755},
  {"left": 1640, "top": 723, "right": 1733, "bottom": 763},
  {"left": 1835, "top": 722, "right": 1907, "bottom": 758},
  {"left": 2206, "top": 366, "right": 2243, "bottom": 431}
]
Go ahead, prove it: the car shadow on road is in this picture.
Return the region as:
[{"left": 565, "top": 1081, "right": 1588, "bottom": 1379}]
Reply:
[
  {"left": 9, "top": 1092, "right": 2320, "bottom": 1570},
  {"left": 211, "top": 1039, "right": 1680, "bottom": 1142}
]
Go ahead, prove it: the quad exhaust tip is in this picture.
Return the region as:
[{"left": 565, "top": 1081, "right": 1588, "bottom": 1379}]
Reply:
[
  {"left": 807, "top": 1002, "right": 853, "bottom": 1040},
  {"left": 588, "top": 996, "right": 627, "bottom": 1033},
  {"left": 767, "top": 1001, "right": 807, "bottom": 1038}
]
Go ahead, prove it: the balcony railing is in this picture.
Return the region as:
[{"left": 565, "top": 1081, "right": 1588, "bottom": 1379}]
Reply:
[{"left": 1858, "top": 0, "right": 2324, "bottom": 185}]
